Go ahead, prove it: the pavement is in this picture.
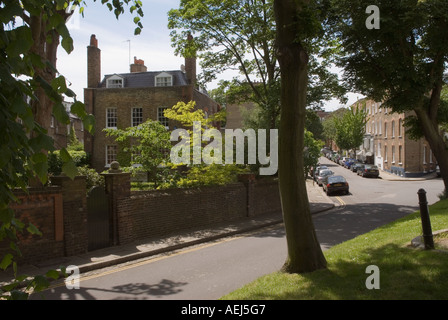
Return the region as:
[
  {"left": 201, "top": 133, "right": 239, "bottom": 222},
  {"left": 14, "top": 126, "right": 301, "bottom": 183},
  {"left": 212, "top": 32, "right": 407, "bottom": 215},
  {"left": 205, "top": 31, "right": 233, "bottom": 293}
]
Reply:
[
  {"left": 378, "top": 169, "right": 439, "bottom": 181},
  {"left": 0, "top": 178, "right": 335, "bottom": 288}
]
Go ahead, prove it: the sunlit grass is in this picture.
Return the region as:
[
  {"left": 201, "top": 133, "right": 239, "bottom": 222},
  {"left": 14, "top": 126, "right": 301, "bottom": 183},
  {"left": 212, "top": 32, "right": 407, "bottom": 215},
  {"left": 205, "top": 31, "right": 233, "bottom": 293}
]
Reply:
[{"left": 222, "top": 199, "right": 448, "bottom": 300}]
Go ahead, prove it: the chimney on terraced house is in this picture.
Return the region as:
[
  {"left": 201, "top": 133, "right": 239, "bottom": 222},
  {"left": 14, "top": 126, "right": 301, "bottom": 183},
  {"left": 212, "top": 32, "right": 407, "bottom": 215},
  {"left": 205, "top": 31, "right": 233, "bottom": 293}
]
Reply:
[{"left": 130, "top": 56, "right": 148, "bottom": 73}]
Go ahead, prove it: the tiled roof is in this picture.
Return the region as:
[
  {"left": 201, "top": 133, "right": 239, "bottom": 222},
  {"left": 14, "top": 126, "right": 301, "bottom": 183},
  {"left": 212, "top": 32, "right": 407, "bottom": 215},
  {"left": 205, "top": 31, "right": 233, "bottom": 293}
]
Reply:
[{"left": 99, "top": 70, "right": 189, "bottom": 88}]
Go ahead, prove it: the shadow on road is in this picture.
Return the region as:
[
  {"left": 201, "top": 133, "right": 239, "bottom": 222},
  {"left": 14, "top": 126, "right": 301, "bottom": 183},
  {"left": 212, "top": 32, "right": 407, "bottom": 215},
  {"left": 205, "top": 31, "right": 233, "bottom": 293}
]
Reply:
[{"left": 30, "top": 278, "right": 188, "bottom": 300}]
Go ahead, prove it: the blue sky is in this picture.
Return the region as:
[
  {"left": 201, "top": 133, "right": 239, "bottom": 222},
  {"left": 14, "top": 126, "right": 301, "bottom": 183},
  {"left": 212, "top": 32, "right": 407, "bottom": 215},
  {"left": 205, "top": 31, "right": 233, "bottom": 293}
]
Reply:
[{"left": 58, "top": 0, "right": 360, "bottom": 112}]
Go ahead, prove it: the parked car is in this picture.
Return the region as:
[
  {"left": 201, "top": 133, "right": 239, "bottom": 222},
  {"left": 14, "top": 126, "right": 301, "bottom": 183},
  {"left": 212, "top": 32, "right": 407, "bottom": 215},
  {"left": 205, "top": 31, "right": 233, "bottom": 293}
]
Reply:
[
  {"left": 436, "top": 165, "right": 441, "bottom": 177},
  {"left": 323, "top": 175, "right": 349, "bottom": 196},
  {"left": 313, "top": 165, "right": 328, "bottom": 181},
  {"left": 339, "top": 157, "right": 348, "bottom": 166},
  {"left": 331, "top": 153, "right": 341, "bottom": 163},
  {"left": 316, "top": 169, "right": 334, "bottom": 186},
  {"left": 351, "top": 162, "right": 363, "bottom": 173},
  {"left": 344, "top": 158, "right": 356, "bottom": 169},
  {"left": 358, "top": 164, "right": 379, "bottom": 178}
]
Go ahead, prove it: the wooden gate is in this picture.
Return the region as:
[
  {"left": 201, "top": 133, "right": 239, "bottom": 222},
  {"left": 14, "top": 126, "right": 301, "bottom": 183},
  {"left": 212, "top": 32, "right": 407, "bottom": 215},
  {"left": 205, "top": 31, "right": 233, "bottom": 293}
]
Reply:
[{"left": 87, "top": 186, "right": 110, "bottom": 251}]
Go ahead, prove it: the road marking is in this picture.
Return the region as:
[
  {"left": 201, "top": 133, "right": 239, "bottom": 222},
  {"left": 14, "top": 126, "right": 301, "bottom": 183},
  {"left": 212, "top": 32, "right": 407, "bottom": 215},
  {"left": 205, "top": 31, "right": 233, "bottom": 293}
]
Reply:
[
  {"left": 44, "top": 232, "right": 255, "bottom": 291},
  {"left": 335, "top": 196, "right": 346, "bottom": 209}
]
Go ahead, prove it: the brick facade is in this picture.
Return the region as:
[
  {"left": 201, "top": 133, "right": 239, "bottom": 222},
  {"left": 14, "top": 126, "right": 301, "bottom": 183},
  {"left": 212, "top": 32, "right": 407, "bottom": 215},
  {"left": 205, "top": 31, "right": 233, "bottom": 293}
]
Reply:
[
  {"left": 84, "top": 34, "right": 220, "bottom": 172},
  {"left": 355, "top": 99, "right": 437, "bottom": 177}
]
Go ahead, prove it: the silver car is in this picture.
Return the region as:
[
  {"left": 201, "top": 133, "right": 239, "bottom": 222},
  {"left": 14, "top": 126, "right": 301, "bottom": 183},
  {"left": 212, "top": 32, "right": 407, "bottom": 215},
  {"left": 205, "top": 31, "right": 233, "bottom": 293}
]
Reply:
[{"left": 316, "top": 169, "right": 334, "bottom": 186}]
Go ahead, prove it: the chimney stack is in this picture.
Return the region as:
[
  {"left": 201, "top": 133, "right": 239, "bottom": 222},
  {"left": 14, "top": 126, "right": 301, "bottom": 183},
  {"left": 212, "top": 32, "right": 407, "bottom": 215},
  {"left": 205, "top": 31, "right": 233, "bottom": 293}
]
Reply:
[
  {"left": 130, "top": 56, "right": 147, "bottom": 73},
  {"left": 185, "top": 34, "right": 197, "bottom": 88},
  {"left": 87, "top": 34, "right": 101, "bottom": 88}
]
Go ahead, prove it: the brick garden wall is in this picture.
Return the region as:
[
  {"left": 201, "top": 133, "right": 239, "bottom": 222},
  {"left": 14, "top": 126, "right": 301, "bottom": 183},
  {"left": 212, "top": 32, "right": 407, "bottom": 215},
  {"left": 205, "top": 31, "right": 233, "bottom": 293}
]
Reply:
[
  {"left": 1, "top": 188, "right": 65, "bottom": 265},
  {"left": 116, "top": 183, "right": 249, "bottom": 244},
  {"left": 2, "top": 173, "right": 282, "bottom": 265}
]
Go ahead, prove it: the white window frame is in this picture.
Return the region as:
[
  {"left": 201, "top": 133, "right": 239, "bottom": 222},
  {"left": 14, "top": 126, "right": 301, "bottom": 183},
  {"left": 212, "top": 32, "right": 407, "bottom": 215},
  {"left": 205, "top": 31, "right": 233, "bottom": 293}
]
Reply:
[
  {"left": 392, "top": 120, "right": 395, "bottom": 138},
  {"left": 155, "top": 72, "right": 173, "bottom": 87},
  {"left": 106, "top": 75, "right": 124, "bottom": 88},
  {"left": 106, "top": 107, "right": 118, "bottom": 129},
  {"left": 106, "top": 145, "right": 118, "bottom": 167},
  {"left": 132, "top": 107, "right": 143, "bottom": 127},
  {"left": 158, "top": 107, "right": 169, "bottom": 129},
  {"left": 392, "top": 145, "right": 396, "bottom": 164}
]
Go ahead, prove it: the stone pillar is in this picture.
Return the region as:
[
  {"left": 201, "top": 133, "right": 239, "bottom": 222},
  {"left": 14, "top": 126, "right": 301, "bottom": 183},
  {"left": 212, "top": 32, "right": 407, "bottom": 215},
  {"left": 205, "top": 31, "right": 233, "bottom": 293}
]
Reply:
[
  {"left": 238, "top": 173, "right": 256, "bottom": 217},
  {"left": 102, "top": 161, "right": 131, "bottom": 246},
  {"left": 51, "top": 175, "right": 88, "bottom": 257}
]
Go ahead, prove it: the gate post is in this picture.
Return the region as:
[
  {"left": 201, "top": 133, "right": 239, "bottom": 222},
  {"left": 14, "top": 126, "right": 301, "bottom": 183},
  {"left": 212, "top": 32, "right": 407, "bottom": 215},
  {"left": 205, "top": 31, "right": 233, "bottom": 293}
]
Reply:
[
  {"left": 238, "top": 173, "right": 256, "bottom": 217},
  {"left": 50, "top": 175, "right": 88, "bottom": 257},
  {"left": 102, "top": 161, "right": 131, "bottom": 246}
]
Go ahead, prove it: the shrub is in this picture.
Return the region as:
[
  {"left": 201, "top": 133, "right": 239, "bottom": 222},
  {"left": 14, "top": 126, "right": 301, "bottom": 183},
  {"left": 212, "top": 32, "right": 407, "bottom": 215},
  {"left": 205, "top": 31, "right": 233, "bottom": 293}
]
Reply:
[
  {"left": 77, "top": 166, "right": 105, "bottom": 190},
  {"left": 175, "top": 164, "right": 250, "bottom": 189},
  {"left": 48, "top": 150, "right": 89, "bottom": 176}
]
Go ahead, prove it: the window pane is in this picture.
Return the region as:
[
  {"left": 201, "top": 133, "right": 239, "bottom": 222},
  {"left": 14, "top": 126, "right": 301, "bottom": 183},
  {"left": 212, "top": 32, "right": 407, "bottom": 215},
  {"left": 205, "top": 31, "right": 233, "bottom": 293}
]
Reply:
[
  {"left": 158, "top": 107, "right": 169, "bottom": 127},
  {"left": 132, "top": 107, "right": 143, "bottom": 127},
  {"left": 106, "top": 145, "right": 118, "bottom": 165},
  {"left": 107, "top": 108, "right": 117, "bottom": 128}
]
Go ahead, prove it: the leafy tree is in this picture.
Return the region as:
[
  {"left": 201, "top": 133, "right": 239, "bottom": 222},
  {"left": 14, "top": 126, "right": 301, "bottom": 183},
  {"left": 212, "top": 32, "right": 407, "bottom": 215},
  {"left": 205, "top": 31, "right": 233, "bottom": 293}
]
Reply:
[
  {"left": 67, "top": 124, "right": 83, "bottom": 151},
  {"left": 0, "top": 0, "right": 144, "bottom": 299},
  {"left": 274, "top": 0, "right": 327, "bottom": 273},
  {"left": 330, "top": 0, "right": 448, "bottom": 192},
  {"left": 322, "top": 107, "right": 347, "bottom": 149},
  {"left": 304, "top": 129, "right": 324, "bottom": 178},
  {"left": 168, "top": 0, "right": 346, "bottom": 130},
  {"left": 305, "top": 108, "right": 325, "bottom": 141},
  {"left": 334, "top": 104, "right": 368, "bottom": 156},
  {"left": 105, "top": 120, "right": 172, "bottom": 187}
]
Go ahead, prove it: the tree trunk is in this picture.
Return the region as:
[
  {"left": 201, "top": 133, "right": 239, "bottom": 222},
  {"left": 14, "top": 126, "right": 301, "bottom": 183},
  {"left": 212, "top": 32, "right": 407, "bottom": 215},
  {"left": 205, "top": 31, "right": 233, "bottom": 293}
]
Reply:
[
  {"left": 414, "top": 107, "right": 448, "bottom": 193},
  {"left": 274, "top": 0, "right": 327, "bottom": 273}
]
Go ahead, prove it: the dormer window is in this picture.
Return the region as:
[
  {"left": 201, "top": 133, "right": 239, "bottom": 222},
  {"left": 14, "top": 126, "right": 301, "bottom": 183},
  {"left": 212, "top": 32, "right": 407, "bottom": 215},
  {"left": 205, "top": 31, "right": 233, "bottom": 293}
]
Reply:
[
  {"left": 155, "top": 72, "right": 173, "bottom": 87},
  {"left": 106, "top": 75, "right": 124, "bottom": 88}
]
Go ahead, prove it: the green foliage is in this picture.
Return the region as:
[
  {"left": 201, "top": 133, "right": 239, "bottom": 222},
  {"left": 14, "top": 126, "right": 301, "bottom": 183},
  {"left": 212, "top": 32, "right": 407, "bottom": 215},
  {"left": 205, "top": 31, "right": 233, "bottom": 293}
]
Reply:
[
  {"left": 304, "top": 130, "right": 324, "bottom": 178},
  {"left": 330, "top": 0, "right": 448, "bottom": 189},
  {"left": 169, "top": 0, "right": 346, "bottom": 130},
  {"left": 176, "top": 164, "right": 249, "bottom": 189},
  {"left": 77, "top": 166, "right": 105, "bottom": 190},
  {"left": 0, "top": 0, "right": 145, "bottom": 299},
  {"left": 104, "top": 119, "right": 172, "bottom": 185},
  {"left": 333, "top": 105, "right": 368, "bottom": 153},
  {"left": 48, "top": 150, "right": 89, "bottom": 176},
  {"left": 67, "top": 124, "right": 83, "bottom": 151}
]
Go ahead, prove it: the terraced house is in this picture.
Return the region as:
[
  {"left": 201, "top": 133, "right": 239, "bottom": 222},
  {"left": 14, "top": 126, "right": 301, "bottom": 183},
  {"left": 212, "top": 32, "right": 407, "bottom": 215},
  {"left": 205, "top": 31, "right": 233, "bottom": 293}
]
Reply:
[
  {"left": 354, "top": 99, "right": 438, "bottom": 177},
  {"left": 83, "top": 35, "right": 220, "bottom": 172}
]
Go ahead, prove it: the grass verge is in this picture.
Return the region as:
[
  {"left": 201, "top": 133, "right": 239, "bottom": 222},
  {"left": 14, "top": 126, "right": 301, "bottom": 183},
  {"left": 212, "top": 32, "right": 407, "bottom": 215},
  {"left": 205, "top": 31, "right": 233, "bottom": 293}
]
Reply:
[{"left": 221, "top": 199, "right": 448, "bottom": 300}]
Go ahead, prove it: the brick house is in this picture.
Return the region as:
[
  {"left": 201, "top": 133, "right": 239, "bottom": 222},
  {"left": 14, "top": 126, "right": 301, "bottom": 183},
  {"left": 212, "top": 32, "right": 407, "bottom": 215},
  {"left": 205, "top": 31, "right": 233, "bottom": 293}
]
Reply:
[
  {"left": 48, "top": 101, "right": 84, "bottom": 150},
  {"left": 83, "top": 35, "right": 220, "bottom": 172},
  {"left": 354, "top": 98, "right": 438, "bottom": 177}
]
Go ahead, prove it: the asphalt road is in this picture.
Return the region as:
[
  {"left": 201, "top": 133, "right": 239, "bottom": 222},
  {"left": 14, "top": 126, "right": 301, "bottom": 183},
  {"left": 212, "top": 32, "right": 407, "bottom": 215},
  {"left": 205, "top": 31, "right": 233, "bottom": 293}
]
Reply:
[{"left": 32, "top": 158, "right": 445, "bottom": 300}]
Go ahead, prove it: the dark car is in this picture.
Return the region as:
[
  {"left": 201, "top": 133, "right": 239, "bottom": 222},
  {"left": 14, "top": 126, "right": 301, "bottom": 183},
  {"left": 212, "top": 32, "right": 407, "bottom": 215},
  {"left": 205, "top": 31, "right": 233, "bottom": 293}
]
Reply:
[
  {"left": 351, "top": 162, "right": 363, "bottom": 172},
  {"left": 316, "top": 169, "right": 334, "bottom": 186},
  {"left": 358, "top": 164, "right": 379, "bottom": 178},
  {"left": 323, "top": 175, "right": 349, "bottom": 196}
]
